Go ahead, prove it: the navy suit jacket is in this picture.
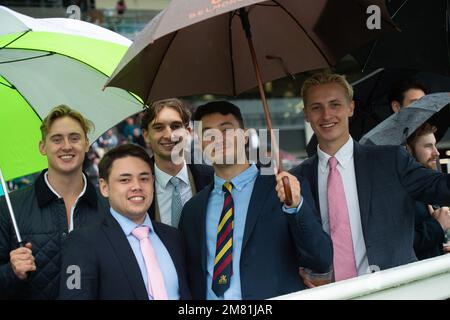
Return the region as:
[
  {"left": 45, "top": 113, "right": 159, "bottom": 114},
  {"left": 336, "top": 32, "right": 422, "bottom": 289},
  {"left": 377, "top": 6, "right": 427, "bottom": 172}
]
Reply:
[
  {"left": 414, "top": 202, "right": 445, "bottom": 260},
  {"left": 291, "top": 142, "right": 450, "bottom": 271},
  {"left": 58, "top": 211, "right": 191, "bottom": 300},
  {"left": 149, "top": 159, "right": 214, "bottom": 221},
  {"left": 179, "top": 171, "right": 332, "bottom": 300}
]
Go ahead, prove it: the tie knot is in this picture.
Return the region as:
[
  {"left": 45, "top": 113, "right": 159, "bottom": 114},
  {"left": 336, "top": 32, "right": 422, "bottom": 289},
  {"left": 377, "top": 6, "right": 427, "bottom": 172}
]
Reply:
[
  {"left": 223, "top": 181, "right": 233, "bottom": 193},
  {"left": 132, "top": 226, "right": 150, "bottom": 240},
  {"left": 170, "top": 176, "right": 180, "bottom": 187},
  {"left": 328, "top": 156, "right": 338, "bottom": 170}
]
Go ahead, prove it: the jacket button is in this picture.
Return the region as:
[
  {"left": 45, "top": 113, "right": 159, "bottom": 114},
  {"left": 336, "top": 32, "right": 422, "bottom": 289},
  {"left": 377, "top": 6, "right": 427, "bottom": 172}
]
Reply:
[{"left": 62, "top": 232, "right": 67, "bottom": 237}]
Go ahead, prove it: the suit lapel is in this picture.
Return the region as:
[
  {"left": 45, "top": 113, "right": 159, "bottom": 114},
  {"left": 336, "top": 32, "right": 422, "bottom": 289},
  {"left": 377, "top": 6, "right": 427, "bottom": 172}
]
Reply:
[
  {"left": 353, "top": 142, "right": 372, "bottom": 236},
  {"left": 197, "top": 185, "right": 213, "bottom": 278},
  {"left": 187, "top": 166, "right": 198, "bottom": 195},
  {"left": 304, "top": 156, "right": 320, "bottom": 214},
  {"left": 242, "top": 173, "right": 273, "bottom": 250},
  {"left": 101, "top": 213, "right": 148, "bottom": 300}
]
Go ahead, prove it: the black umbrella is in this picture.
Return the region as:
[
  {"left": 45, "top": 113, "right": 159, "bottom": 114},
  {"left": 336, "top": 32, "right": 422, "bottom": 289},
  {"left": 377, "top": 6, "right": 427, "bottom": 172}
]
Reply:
[
  {"left": 353, "top": 68, "right": 450, "bottom": 139},
  {"left": 353, "top": 0, "right": 450, "bottom": 74}
]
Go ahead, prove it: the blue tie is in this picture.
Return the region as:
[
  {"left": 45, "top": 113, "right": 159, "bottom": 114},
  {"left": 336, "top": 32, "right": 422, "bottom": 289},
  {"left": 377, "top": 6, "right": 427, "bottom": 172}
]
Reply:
[{"left": 170, "top": 177, "right": 182, "bottom": 228}]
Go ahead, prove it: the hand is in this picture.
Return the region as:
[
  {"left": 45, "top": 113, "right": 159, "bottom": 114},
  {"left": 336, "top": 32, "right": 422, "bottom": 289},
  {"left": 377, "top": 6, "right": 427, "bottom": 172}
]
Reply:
[
  {"left": 299, "top": 267, "right": 316, "bottom": 289},
  {"left": 443, "top": 244, "right": 450, "bottom": 254},
  {"left": 275, "top": 172, "right": 301, "bottom": 208},
  {"left": 431, "top": 206, "right": 450, "bottom": 231},
  {"left": 10, "top": 242, "right": 36, "bottom": 280}
]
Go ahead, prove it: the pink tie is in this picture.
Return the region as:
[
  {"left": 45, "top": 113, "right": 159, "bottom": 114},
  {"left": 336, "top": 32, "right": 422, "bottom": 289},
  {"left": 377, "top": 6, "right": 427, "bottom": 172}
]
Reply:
[
  {"left": 327, "top": 156, "right": 357, "bottom": 281},
  {"left": 132, "top": 226, "right": 168, "bottom": 300}
]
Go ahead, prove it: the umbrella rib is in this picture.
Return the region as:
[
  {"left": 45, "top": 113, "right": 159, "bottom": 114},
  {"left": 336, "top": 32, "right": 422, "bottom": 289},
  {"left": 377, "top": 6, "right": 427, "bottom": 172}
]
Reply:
[
  {"left": 390, "top": 0, "right": 409, "bottom": 19},
  {"left": 0, "top": 80, "right": 15, "bottom": 89},
  {"left": 0, "top": 73, "right": 43, "bottom": 122},
  {"left": 2, "top": 47, "right": 142, "bottom": 106},
  {"left": 358, "top": 0, "right": 404, "bottom": 71},
  {"left": 0, "top": 52, "right": 53, "bottom": 64},
  {"left": 271, "top": 0, "right": 332, "bottom": 66},
  {"left": 229, "top": 11, "right": 237, "bottom": 96},
  {"left": 144, "top": 32, "right": 178, "bottom": 104},
  {"left": 0, "top": 29, "right": 31, "bottom": 50},
  {"left": 446, "top": 0, "right": 450, "bottom": 74}
]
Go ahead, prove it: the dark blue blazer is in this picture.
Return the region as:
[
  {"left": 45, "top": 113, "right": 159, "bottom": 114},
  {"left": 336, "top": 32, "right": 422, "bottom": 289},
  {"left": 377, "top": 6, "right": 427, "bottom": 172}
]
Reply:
[
  {"left": 179, "top": 171, "right": 333, "bottom": 300},
  {"left": 291, "top": 142, "right": 450, "bottom": 271},
  {"left": 149, "top": 160, "right": 214, "bottom": 221},
  {"left": 414, "top": 202, "right": 445, "bottom": 260},
  {"left": 58, "top": 211, "right": 191, "bottom": 300}
]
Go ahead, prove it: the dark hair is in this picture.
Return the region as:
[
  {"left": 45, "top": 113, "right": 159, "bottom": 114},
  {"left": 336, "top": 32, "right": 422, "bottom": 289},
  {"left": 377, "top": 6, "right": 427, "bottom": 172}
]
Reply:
[
  {"left": 98, "top": 144, "right": 152, "bottom": 181},
  {"left": 407, "top": 122, "right": 437, "bottom": 149},
  {"left": 193, "top": 100, "right": 244, "bottom": 128},
  {"left": 388, "top": 78, "right": 428, "bottom": 106},
  {"left": 140, "top": 98, "right": 191, "bottom": 131}
]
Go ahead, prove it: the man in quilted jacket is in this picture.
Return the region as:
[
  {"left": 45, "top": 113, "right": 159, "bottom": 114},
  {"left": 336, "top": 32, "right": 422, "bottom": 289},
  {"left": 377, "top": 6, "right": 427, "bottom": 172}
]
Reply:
[{"left": 0, "top": 105, "right": 106, "bottom": 299}]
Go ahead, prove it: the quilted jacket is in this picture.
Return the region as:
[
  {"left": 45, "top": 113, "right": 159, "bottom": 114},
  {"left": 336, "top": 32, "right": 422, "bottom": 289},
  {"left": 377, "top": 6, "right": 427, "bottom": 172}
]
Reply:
[{"left": 0, "top": 170, "right": 106, "bottom": 299}]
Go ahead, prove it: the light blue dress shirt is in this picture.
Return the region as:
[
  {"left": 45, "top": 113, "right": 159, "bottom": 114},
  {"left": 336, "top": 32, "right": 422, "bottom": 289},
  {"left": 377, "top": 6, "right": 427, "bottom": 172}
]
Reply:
[
  {"left": 205, "top": 164, "right": 302, "bottom": 300},
  {"left": 110, "top": 208, "right": 180, "bottom": 299}
]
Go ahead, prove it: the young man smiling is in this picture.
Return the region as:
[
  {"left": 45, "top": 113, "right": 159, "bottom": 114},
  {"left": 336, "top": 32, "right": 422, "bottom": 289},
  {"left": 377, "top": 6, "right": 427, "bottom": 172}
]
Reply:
[
  {"left": 59, "top": 144, "right": 190, "bottom": 300},
  {"left": 141, "top": 98, "right": 212, "bottom": 228},
  {"left": 179, "top": 101, "right": 332, "bottom": 300},
  {"left": 292, "top": 72, "right": 450, "bottom": 284},
  {"left": 0, "top": 105, "right": 106, "bottom": 299}
]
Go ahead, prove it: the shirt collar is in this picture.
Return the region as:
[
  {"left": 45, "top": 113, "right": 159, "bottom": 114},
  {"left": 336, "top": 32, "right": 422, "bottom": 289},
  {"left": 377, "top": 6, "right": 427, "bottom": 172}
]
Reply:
[
  {"left": 109, "top": 207, "right": 154, "bottom": 237},
  {"left": 154, "top": 161, "right": 189, "bottom": 188},
  {"left": 317, "top": 136, "right": 354, "bottom": 173},
  {"left": 213, "top": 164, "right": 258, "bottom": 192},
  {"left": 35, "top": 169, "right": 97, "bottom": 209},
  {"left": 44, "top": 170, "right": 87, "bottom": 199}
]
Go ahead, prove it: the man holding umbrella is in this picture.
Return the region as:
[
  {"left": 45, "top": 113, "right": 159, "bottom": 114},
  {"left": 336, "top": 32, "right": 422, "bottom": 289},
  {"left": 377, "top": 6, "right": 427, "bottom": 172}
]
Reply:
[
  {"left": 179, "top": 101, "right": 332, "bottom": 300},
  {"left": 0, "top": 105, "right": 106, "bottom": 299},
  {"left": 293, "top": 72, "right": 450, "bottom": 284}
]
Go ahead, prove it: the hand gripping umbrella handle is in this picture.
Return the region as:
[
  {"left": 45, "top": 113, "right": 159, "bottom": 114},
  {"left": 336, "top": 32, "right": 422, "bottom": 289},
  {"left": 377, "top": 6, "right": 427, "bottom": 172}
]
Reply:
[
  {"left": 282, "top": 176, "right": 293, "bottom": 207},
  {"left": 0, "top": 167, "right": 25, "bottom": 246}
]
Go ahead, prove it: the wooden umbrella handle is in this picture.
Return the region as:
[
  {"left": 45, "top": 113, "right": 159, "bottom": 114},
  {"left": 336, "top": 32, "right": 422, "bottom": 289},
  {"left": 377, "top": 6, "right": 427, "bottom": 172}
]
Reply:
[
  {"left": 282, "top": 176, "right": 293, "bottom": 207},
  {"left": 240, "top": 8, "right": 293, "bottom": 206}
]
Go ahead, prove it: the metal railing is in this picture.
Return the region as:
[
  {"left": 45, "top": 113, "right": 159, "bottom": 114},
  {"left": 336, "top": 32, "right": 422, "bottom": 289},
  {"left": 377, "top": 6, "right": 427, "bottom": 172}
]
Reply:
[{"left": 272, "top": 254, "right": 450, "bottom": 300}]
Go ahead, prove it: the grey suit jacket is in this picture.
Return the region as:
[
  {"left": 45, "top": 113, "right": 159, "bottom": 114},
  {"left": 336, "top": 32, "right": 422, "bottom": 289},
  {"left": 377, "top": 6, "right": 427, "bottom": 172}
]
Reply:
[{"left": 291, "top": 141, "right": 450, "bottom": 270}]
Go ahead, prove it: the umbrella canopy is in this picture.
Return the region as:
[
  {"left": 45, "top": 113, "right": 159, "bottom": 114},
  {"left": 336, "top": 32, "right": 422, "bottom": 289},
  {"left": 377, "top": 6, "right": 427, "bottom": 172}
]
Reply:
[
  {"left": 106, "top": 0, "right": 397, "bottom": 103},
  {"left": 352, "top": 68, "right": 450, "bottom": 141},
  {"left": 353, "top": 0, "right": 450, "bottom": 74},
  {"left": 0, "top": 7, "right": 143, "bottom": 181},
  {"left": 359, "top": 92, "right": 450, "bottom": 146}
]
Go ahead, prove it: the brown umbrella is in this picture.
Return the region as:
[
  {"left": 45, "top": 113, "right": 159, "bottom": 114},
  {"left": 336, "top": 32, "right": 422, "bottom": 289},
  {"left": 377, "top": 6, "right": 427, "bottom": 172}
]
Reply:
[{"left": 106, "top": 0, "right": 397, "bottom": 204}]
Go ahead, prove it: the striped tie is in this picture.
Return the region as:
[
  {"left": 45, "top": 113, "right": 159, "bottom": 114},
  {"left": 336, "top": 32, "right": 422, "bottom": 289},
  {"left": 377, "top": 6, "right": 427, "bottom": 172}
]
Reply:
[{"left": 212, "top": 181, "right": 234, "bottom": 297}]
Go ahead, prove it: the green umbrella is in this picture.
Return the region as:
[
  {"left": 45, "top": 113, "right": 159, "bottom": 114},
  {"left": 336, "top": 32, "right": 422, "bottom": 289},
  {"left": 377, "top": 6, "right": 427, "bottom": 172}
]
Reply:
[{"left": 0, "top": 6, "right": 143, "bottom": 181}]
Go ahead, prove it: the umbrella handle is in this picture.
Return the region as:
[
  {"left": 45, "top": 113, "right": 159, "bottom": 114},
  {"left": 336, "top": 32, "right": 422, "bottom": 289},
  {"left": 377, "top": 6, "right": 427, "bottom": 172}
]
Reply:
[
  {"left": 239, "top": 8, "right": 293, "bottom": 207},
  {"left": 282, "top": 176, "right": 293, "bottom": 207}
]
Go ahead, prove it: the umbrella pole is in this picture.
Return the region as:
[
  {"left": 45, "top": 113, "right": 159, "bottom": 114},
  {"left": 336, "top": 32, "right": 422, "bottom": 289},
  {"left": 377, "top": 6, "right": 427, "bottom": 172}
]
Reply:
[
  {"left": 239, "top": 9, "right": 292, "bottom": 206},
  {"left": 0, "top": 168, "right": 25, "bottom": 247}
]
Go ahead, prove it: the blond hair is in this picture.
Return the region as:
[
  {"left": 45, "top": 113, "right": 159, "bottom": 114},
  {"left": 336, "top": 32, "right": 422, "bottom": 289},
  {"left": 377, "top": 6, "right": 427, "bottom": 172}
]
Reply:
[
  {"left": 40, "top": 105, "right": 94, "bottom": 140},
  {"left": 301, "top": 72, "right": 353, "bottom": 107}
]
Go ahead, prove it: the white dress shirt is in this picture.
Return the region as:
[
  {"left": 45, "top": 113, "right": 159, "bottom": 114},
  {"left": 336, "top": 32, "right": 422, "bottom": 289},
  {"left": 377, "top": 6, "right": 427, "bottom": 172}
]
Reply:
[
  {"left": 154, "top": 162, "right": 193, "bottom": 226},
  {"left": 317, "top": 137, "right": 370, "bottom": 276}
]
